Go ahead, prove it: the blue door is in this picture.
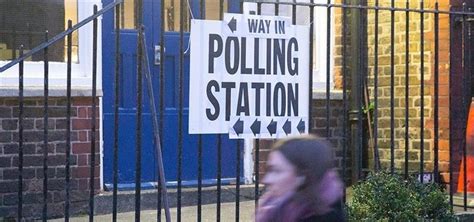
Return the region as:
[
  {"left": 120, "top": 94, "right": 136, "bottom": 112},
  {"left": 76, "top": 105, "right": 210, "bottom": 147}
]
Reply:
[{"left": 102, "top": 0, "right": 242, "bottom": 187}]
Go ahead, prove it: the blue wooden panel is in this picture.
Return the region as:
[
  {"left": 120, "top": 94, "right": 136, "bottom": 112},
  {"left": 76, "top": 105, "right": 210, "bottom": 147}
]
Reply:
[{"left": 102, "top": 0, "right": 243, "bottom": 187}]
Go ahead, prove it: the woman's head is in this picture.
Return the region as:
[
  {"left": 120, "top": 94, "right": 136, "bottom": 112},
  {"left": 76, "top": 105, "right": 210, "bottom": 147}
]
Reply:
[{"left": 262, "top": 135, "right": 335, "bottom": 199}]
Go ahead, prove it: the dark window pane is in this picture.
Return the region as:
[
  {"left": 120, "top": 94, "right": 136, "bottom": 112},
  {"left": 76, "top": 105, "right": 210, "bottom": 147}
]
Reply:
[{"left": 0, "top": 0, "right": 78, "bottom": 62}]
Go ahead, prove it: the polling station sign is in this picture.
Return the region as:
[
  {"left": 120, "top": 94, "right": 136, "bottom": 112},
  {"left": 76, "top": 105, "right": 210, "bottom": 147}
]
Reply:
[{"left": 189, "top": 13, "right": 309, "bottom": 139}]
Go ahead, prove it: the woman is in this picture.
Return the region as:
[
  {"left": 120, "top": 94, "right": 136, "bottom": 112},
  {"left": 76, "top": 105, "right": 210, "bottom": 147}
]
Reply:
[{"left": 256, "top": 135, "right": 345, "bottom": 222}]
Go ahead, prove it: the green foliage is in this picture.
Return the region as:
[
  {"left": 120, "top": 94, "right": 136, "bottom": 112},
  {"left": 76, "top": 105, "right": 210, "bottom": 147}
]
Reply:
[
  {"left": 362, "top": 102, "right": 375, "bottom": 114},
  {"left": 347, "top": 172, "right": 455, "bottom": 221}
]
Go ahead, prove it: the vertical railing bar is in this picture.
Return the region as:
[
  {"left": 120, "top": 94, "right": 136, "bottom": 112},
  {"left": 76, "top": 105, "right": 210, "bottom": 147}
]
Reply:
[
  {"left": 420, "top": 0, "right": 425, "bottom": 183},
  {"left": 357, "top": 1, "right": 364, "bottom": 180},
  {"left": 170, "top": 0, "right": 176, "bottom": 31},
  {"left": 341, "top": 0, "right": 347, "bottom": 202},
  {"left": 404, "top": 0, "right": 410, "bottom": 179},
  {"left": 158, "top": 0, "right": 166, "bottom": 219},
  {"left": 235, "top": 139, "right": 241, "bottom": 222},
  {"left": 309, "top": 0, "right": 314, "bottom": 135},
  {"left": 197, "top": 0, "right": 205, "bottom": 218},
  {"left": 462, "top": 3, "right": 468, "bottom": 211},
  {"left": 449, "top": 5, "right": 454, "bottom": 209},
  {"left": 373, "top": 0, "right": 380, "bottom": 172},
  {"left": 308, "top": 0, "right": 315, "bottom": 133},
  {"left": 306, "top": 0, "right": 315, "bottom": 133},
  {"left": 466, "top": 8, "right": 473, "bottom": 212},
  {"left": 216, "top": 64, "right": 222, "bottom": 221},
  {"left": 135, "top": 22, "right": 144, "bottom": 222},
  {"left": 254, "top": 140, "right": 260, "bottom": 206},
  {"left": 178, "top": 0, "right": 185, "bottom": 220},
  {"left": 325, "top": 0, "right": 331, "bottom": 138},
  {"left": 136, "top": 1, "right": 144, "bottom": 221},
  {"left": 197, "top": 2, "right": 204, "bottom": 221},
  {"left": 292, "top": 0, "right": 296, "bottom": 25},
  {"left": 42, "top": 30, "right": 49, "bottom": 222},
  {"left": 17, "top": 45, "right": 24, "bottom": 221},
  {"left": 219, "top": 0, "right": 223, "bottom": 19},
  {"left": 112, "top": 2, "right": 121, "bottom": 221},
  {"left": 197, "top": 135, "right": 202, "bottom": 222},
  {"left": 390, "top": 0, "right": 395, "bottom": 175},
  {"left": 89, "top": 5, "right": 98, "bottom": 222},
  {"left": 275, "top": 0, "right": 279, "bottom": 16},
  {"left": 121, "top": 0, "right": 125, "bottom": 29},
  {"left": 433, "top": 1, "right": 439, "bottom": 183},
  {"left": 217, "top": 0, "right": 223, "bottom": 221},
  {"left": 65, "top": 20, "right": 73, "bottom": 222},
  {"left": 12, "top": 27, "right": 17, "bottom": 60},
  {"left": 274, "top": 3, "right": 278, "bottom": 66},
  {"left": 255, "top": 3, "right": 262, "bottom": 208},
  {"left": 235, "top": 7, "right": 244, "bottom": 221}
]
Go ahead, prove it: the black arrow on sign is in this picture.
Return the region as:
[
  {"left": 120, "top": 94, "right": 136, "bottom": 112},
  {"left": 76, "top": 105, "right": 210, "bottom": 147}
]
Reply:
[
  {"left": 250, "top": 119, "right": 261, "bottom": 136},
  {"left": 228, "top": 17, "right": 237, "bottom": 32},
  {"left": 297, "top": 119, "right": 305, "bottom": 134},
  {"left": 283, "top": 119, "right": 291, "bottom": 135},
  {"left": 267, "top": 119, "right": 277, "bottom": 136},
  {"left": 233, "top": 118, "right": 244, "bottom": 136}
]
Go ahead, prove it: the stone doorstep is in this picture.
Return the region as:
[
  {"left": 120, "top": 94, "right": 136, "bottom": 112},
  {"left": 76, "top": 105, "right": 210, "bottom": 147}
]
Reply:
[
  {"left": 93, "top": 185, "right": 259, "bottom": 215},
  {"left": 452, "top": 193, "right": 474, "bottom": 209}
]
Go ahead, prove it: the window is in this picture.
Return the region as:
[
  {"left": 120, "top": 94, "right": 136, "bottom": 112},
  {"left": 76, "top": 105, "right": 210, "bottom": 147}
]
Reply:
[
  {"left": 260, "top": 0, "right": 334, "bottom": 91},
  {"left": 164, "top": 0, "right": 191, "bottom": 31},
  {"left": 118, "top": 0, "right": 136, "bottom": 29},
  {"left": 0, "top": 0, "right": 102, "bottom": 88},
  {"left": 0, "top": 0, "right": 78, "bottom": 62},
  {"left": 163, "top": 0, "right": 227, "bottom": 32},
  {"left": 204, "top": 0, "right": 228, "bottom": 21}
]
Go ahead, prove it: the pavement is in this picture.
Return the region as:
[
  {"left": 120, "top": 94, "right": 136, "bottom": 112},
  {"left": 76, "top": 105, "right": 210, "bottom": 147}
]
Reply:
[
  {"left": 51, "top": 201, "right": 256, "bottom": 222},
  {"left": 47, "top": 184, "right": 259, "bottom": 221},
  {"left": 48, "top": 186, "right": 474, "bottom": 221}
]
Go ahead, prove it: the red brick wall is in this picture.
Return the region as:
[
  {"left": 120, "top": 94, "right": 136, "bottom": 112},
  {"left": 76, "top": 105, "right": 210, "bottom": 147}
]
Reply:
[
  {"left": 0, "top": 97, "right": 100, "bottom": 219},
  {"left": 256, "top": 0, "right": 457, "bottom": 187}
]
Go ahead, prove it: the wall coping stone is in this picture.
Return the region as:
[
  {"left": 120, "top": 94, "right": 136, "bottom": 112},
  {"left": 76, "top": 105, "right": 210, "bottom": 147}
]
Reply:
[
  {"left": 0, "top": 87, "right": 103, "bottom": 97},
  {"left": 312, "top": 90, "right": 343, "bottom": 100}
]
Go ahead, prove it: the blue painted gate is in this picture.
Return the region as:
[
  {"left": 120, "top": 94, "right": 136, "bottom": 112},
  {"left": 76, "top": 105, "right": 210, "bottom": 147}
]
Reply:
[{"left": 102, "top": 0, "right": 242, "bottom": 186}]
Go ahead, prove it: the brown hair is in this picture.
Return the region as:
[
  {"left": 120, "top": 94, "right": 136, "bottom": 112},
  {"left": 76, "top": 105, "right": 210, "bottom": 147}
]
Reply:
[{"left": 271, "top": 135, "right": 336, "bottom": 210}]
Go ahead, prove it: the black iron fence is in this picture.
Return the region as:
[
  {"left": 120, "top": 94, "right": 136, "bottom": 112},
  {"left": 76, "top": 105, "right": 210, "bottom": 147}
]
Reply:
[{"left": 0, "top": 0, "right": 473, "bottom": 221}]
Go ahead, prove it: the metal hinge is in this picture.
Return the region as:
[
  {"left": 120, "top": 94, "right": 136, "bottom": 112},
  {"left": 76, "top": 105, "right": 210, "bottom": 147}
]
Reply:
[{"left": 154, "top": 45, "right": 164, "bottom": 65}]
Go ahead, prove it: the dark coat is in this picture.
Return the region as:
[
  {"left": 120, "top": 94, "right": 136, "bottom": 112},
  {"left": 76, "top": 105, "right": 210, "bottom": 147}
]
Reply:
[{"left": 299, "top": 201, "right": 346, "bottom": 222}]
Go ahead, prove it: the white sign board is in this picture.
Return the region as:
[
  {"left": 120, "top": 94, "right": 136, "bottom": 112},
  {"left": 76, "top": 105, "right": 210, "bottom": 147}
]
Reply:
[{"left": 189, "top": 12, "right": 309, "bottom": 139}]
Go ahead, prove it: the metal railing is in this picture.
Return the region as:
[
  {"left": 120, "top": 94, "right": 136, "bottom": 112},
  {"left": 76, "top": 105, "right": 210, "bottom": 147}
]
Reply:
[
  {"left": 1, "top": 0, "right": 474, "bottom": 221},
  {"left": 0, "top": 1, "right": 123, "bottom": 221}
]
